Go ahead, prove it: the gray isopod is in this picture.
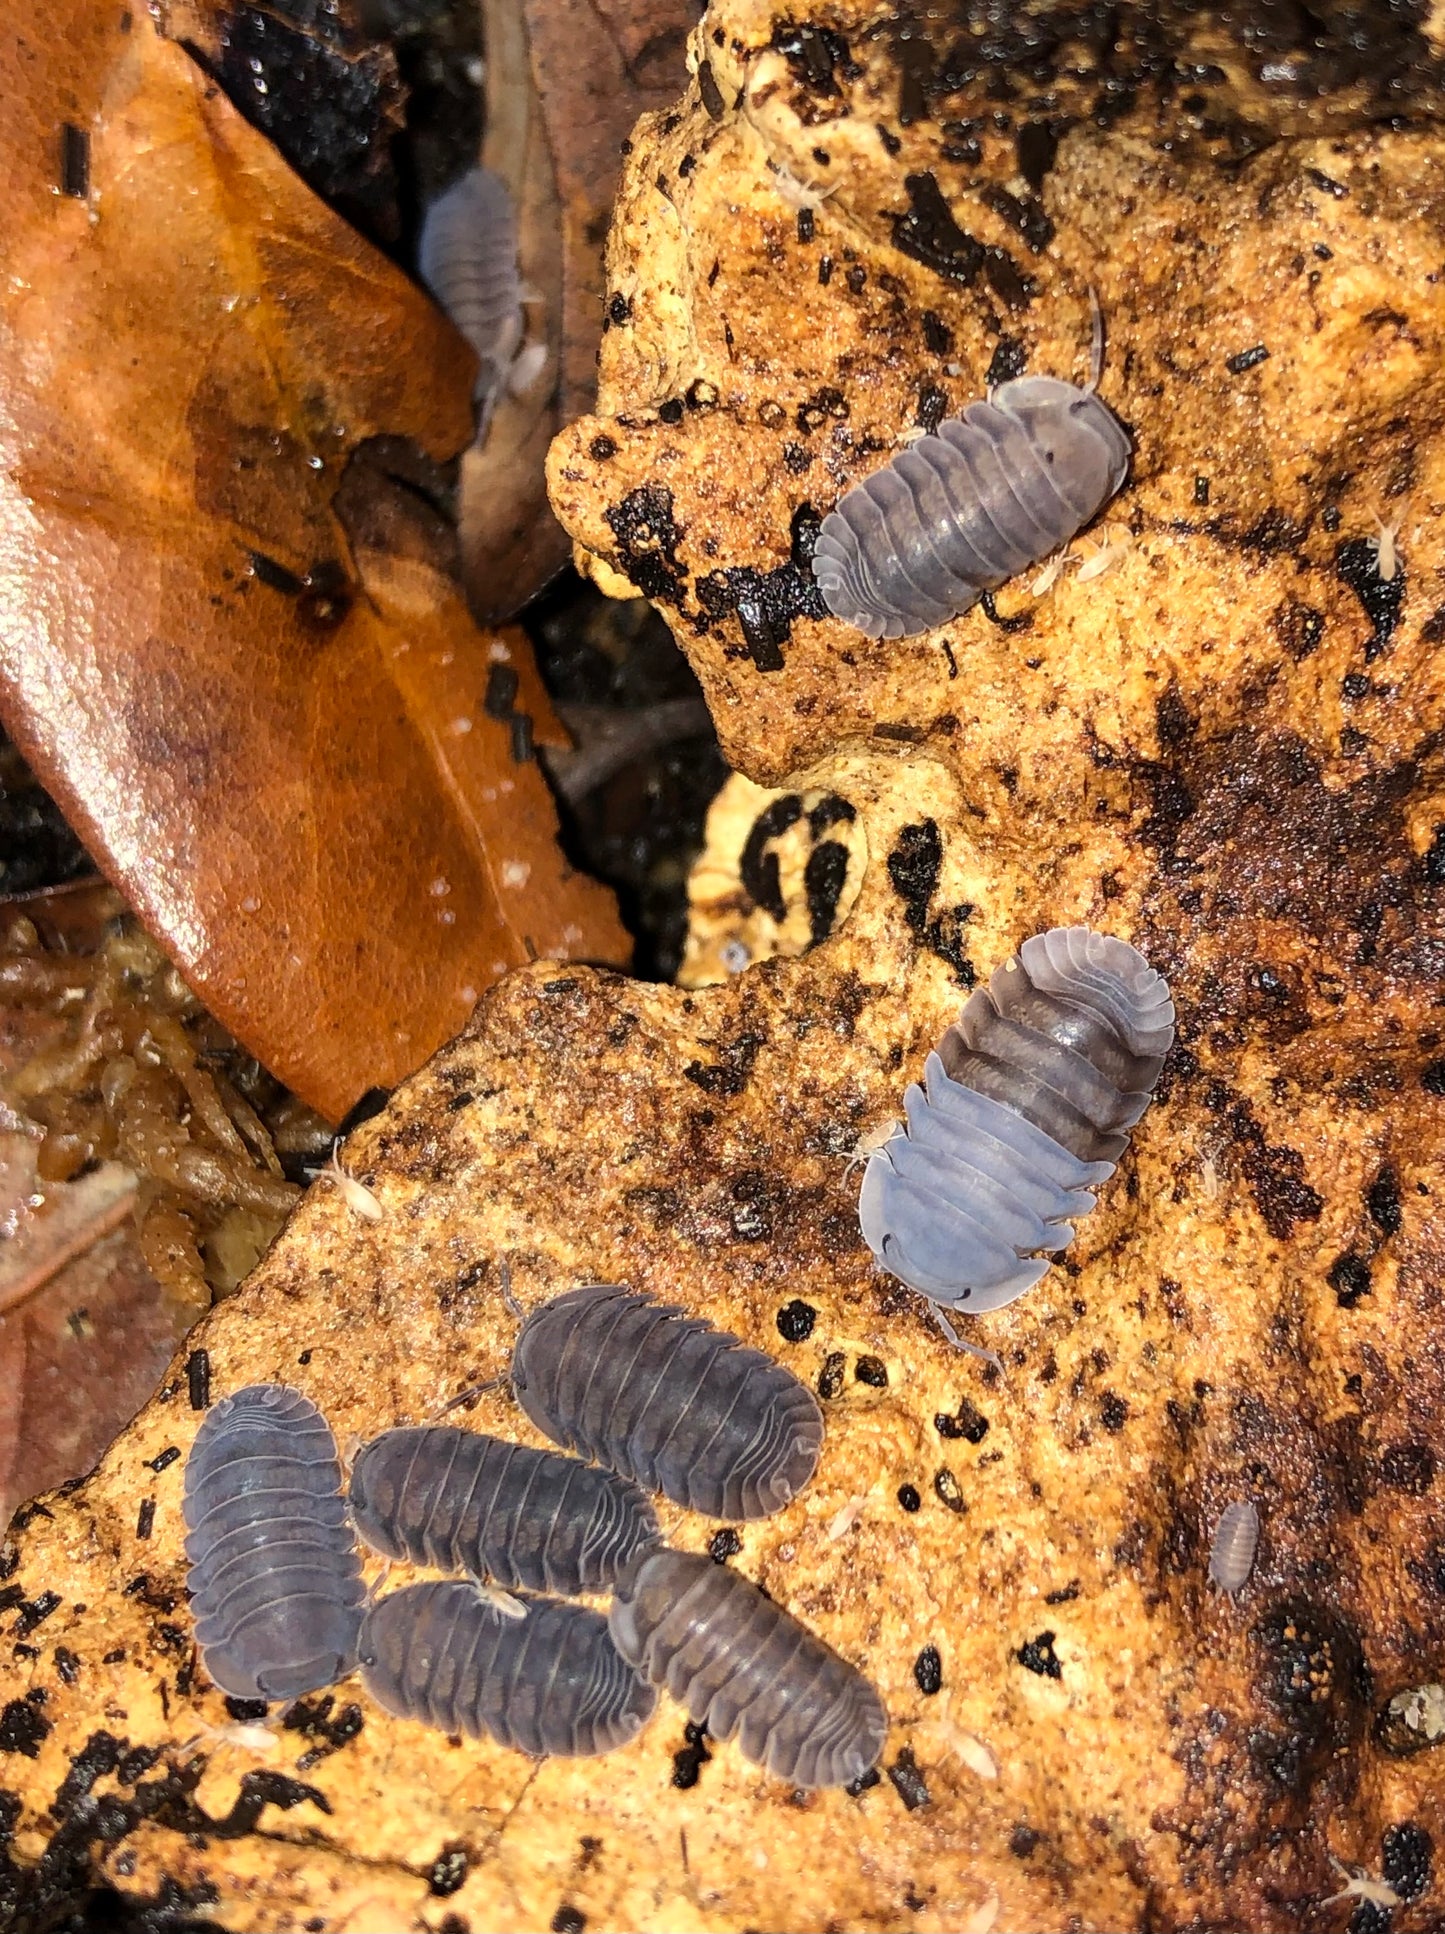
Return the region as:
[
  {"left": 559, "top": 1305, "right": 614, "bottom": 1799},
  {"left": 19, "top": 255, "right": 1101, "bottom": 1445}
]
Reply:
[
  {"left": 358, "top": 1580, "right": 657, "bottom": 1756},
  {"left": 182, "top": 1384, "right": 366, "bottom": 1702},
  {"left": 418, "top": 166, "right": 525, "bottom": 414},
  {"left": 348, "top": 1426, "right": 660, "bottom": 1595},
  {"left": 811, "top": 350, "right": 1131, "bottom": 639},
  {"left": 1208, "top": 1500, "right": 1261, "bottom": 1594},
  {"left": 511, "top": 1284, "right": 824, "bottom": 1519},
  {"left": 609, "top": 1548, "right": 888, "bottom": 1788},
  {"left": 859, "top": 926, "right": 1174, "bottom": 1314}
]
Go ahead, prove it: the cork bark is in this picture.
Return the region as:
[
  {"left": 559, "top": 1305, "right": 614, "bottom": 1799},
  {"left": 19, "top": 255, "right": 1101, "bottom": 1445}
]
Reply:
[{"left": 4, "top": 4, "right": 1444, "bottom": 1928}]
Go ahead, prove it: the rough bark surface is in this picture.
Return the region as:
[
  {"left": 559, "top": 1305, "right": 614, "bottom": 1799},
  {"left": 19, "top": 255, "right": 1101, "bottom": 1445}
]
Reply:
[{"left": 4, "top": 3, "right": 1445, "bottom": 1929}]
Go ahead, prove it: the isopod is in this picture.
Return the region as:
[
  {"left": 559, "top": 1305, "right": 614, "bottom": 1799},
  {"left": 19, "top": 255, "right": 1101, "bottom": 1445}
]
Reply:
[
  {"left": 858, "top": 926, "right": 1174, "bottom": 1314},
  {"left": 183, "top": 1385, "right": 366, "bottom": 1702},
  {"left": 842, "top": 1117, "right": 902, "bottom": 1181},
  {"left": 418, "top": 166, "right": 526, "bottom": 416},
  {"left": 358, "top": 1581, "right": 657, "bottom": 1756},
  {"left": 1371, "top": 511, "right": 1402, "bottom": 583},
  {"left": 510, "top": 1285, "right": 824, "bottom": 1519},
  {"left": 1029, "top": 548, "right": 1070, "bottom": 597},
  {"left": 811, "top": 316, "right": 1130, "bottom": 640},
  {"left": 609, "top": 1548, "right": 888, "bottom": 1788},
  {"left": 1207, "top": 1499, "right": 1261, "bottom": 1594},
  {"left": 766, "top": 160, "right": 838, "bottom": 213},
  {"left": 1072, "top": 522, "right": 1131, "bottom": 583},
  {"left": 1322, "top": 1857, "right": 1401, "bottom": 1910},
  {"left": 321, "top": 1145, "right": 383, "bottom": 1221},
  {"left": 348, "top": 1426, "right": 661, "bottom": 1595}
]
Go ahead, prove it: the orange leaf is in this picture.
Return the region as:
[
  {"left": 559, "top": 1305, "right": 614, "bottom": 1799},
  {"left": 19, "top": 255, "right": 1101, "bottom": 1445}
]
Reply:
[{"left": 0, "top": 0, "right": 628, "bottom": 1122}]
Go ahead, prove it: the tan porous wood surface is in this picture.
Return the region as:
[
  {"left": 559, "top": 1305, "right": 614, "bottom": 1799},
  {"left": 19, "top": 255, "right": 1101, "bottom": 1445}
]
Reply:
[{"left": 4, "top": 2, "right": 1445, "bottom": 1927}]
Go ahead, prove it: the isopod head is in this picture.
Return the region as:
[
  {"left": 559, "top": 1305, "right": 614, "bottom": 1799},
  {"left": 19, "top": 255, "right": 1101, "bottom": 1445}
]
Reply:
[{"left": 991, "top": 378, "right": 1131, "bottom": 522}]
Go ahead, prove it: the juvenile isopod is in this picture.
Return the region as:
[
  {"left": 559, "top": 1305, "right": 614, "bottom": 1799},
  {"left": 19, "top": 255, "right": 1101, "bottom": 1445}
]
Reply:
[
  {"left": 348, "top": 1426, "right": 661, "bottom": 1595},
  {"left": 1207, "top": 1500, "right": 1261, "bottom": 1594},
  {"left": 1029, "top": 548, "right": 1070, "bottom": 597},
  {"left": 1322, "top": 1858, "right": 1401, "bottom": 1910},
  {"left": 858, "top": 926, "right": 1174, "bottom": 1317},
  {"left": 842, "top": 1117, "right": 902, "bottom": 1181},
  {"left": 183, "top": 1385, "right": 366, "bottom": 1702},
  {"left": 1072, "top": 521, "right": 1131, "bottom": 583},
  {"left": 321, "top": 1145, "right": 383, "bottom": 1221},
  {"left": 358, "top": 1581, "right": 657, "bottom": 1757},
  {"left": 1371, "top": 511, "right": 1403, "bottom": 583},
  {"left": 609, "top": 1548, "right": 888, "bottom": 1788},
  {"left": 811, "top": 316, "right": 1131, "bottom": 640},
  {"left": 418, "top": 167, "right": 532, "bottom": 420},
  {"left": 766, "top": 160, "right": 838, "bottom": 213},
  {"left": 510, "top": 1285, "right": 824, "bottom": 1519}
]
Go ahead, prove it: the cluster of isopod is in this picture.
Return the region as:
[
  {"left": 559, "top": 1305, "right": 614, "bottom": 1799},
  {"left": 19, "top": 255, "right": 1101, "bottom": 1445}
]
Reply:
[{"left": 183, "top": 1285, "right": 888, "bottom": 1787}]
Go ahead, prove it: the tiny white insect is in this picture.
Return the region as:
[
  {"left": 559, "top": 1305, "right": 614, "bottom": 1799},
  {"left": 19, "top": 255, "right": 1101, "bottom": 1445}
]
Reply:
[
  {"left": 826, "top": 1492, "right": 870, "bottom": 1541},
  {"left": 843, "top": 1118, "right": 901, "bottom": 1181},
  {"left": 320, "top": 1146, "right": 383, "bottom": 1222},
  {"left": 931, "top": 1711, "right": 999, "bottom": 1781},
  {"left": 961, "top": 1891, "right": 1001, "bottom": 1934},
  {"left": 1322, "top": 1856, "right": 1400, "bottom": 1910},
  {"left": 476, "top": 1583, "right": 528, "bottom": 1621},
  {"left": 720, "top": 938, "right": 751, "bottom": 975},
  {"left": 1200, "top": 1156, "right": 1220, "bottom": 1202},
  {"left": 1030, "top": 548, "right": 1071, "bottom": 597},
  {"left": 187, "top": 1720, "right": 280, "bottom": 1754},
  {"left": 1073, "top": 522, "right": 1132, "bottom": 583},
  {"left": 765, "top": 161, "right": 839, "bottom": 214},
  {"left": 1371, "top": 511, "right": 1403, "bottom": 583}
]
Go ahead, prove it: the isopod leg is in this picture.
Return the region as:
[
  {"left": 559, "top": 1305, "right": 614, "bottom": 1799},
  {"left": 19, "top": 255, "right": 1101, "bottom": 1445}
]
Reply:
[
  {"left": 500, "top": 1258, "right": 523, "bottom": 1319},
  {"left": 925, "top": 1300, "right": 1006, "bottom": 1378}
]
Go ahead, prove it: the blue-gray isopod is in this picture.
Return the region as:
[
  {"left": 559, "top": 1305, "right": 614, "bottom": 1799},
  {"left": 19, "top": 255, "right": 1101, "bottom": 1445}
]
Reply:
[
  {"left": 348, "top": 1426, "right": 660, "bottom": 1594},
  {"left": 510, "top": 1285, "right": 824, "bottom": 1519},
  {"left": 609, "top": 1548, "right": 888, "bottom": 1788},
  {"left": 811, "top": 373, "right": 1131, "bottom": 639},
  {"left": 182, "top": 1384, "right": 366, "bottom": 1702},
  {"left": 358, "top": 1581, "right": 657, "bottom": 1756},
  {"left": 859, "top": 926, "right": 1174, "bottom": 1312},
  {"left": 1208, "top": 1501, "right": 1260, "bottom": 1594},
  {"left": 418, "top": 166, "right": 524, "bottom": 413}
]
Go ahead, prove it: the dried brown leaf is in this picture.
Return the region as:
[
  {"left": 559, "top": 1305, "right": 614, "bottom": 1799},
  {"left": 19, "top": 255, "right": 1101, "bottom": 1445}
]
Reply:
[
  {"left": 461, "top": 0, "right": 695, "bottom": 617},
  {"left": 0, "top": 0, "right": 628, "bottom": 1123}
]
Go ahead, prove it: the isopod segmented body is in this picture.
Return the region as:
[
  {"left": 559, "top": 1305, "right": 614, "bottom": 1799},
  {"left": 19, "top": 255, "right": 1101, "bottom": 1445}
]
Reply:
[
  {"left": 859, "top": 927, "right": 1174, "bottom": 1310},
  {"left": 418, "top": 166, "right": 524, "bottom": 410},
  {"left": 812, "top": 378, "right": 1131, "bottom": 639},
  {"left": 359, "top": 1581, "right": 657, "bottom": 1756},
  {"left": 511, "top": 1285, "right": 824, "bottom": 1519},
  {"left": 348, "top": 1426, "right": 660, "bottom": 1595},
  {"left": 1208, "top": 1500, "right": 1261, "bottom": 1594},
  {"left": 609, "top": 1549, "right": 888, "bottom": 1788},
  {"left": 183, "top": 1384, "right": 366, "bottom": 1702}
]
